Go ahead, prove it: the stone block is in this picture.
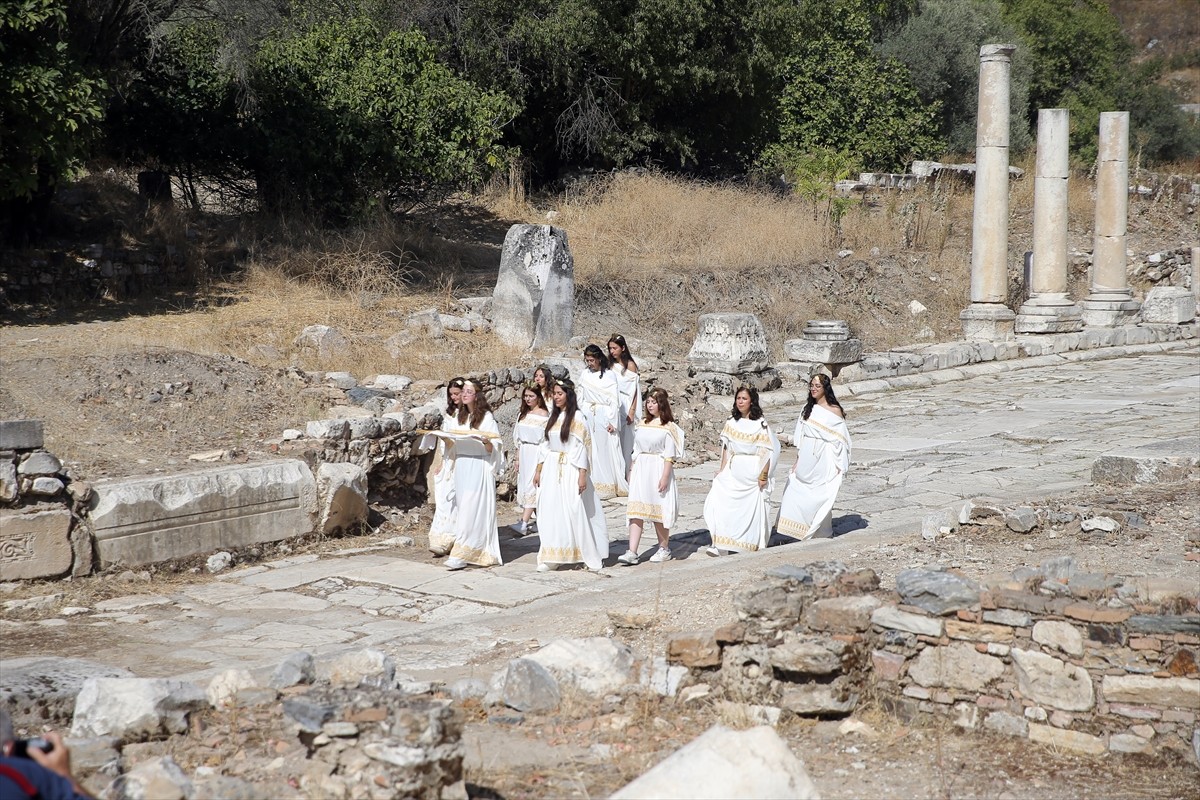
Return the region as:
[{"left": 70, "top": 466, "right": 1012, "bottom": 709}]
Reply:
[
  {"left": 1028, "top": 723, "right": 1106, "bottom": 755},
  {"left": 871, "top": 606, "right": 944, "bottom": 637},
  {"left": 779, "top": 680, "right": 859, "bottom": 716},
  {"left": 18, "top": 452, "right": 62, "bottom": 476},
  {"left": 71, "top": 678, "right": 208, "bottom": 740},
  {"left": 871, "top": 650, "right": 907, "bottom": 681},
  {"left": 983, "top": 609, "right": 1031, "bottom": 627},
  {"left": 1032, "top": 620, "right": 1084, "bottom": 656},
  {"left": 1010, "top": 648, "right": 1095, "bottom": 711},
  {"left": 984, "top": 711, "right": 1028, "bottom": 737},
  {"left": 1091, "top": 454, "right": 1199, "bottom": 485},
  {"left": 804, "top": 595, "right": 881, "bottom": 632},
  {"left": 896, "top": 568, "right": 980, "bottom": 615},
  {"left": 0, "top": 420, "right": 44, "bottom": 450},
  {"left": 1109, "top": 733, "right": 1152, "bottom": 754},
  {"left": 528, "top": 637, "right": 636, "bottom": 696},
  {"left": 1102, "top": 675, "right": 1200, "bottom": 709},
  {"left": 1141, "top": 286, "right": 1195, "bottom": 323},
  {"left": 611, "top": 725, "right": 819, "bottom": 800},
  {"left": 783, "top": 338, "right": 863, "bottom": 364},
  {"left": 667, "top": 632, "right": 722, "bottom": 668},
  {"left": 87, "top": 460, "right": 318, "bottom": 567},
  {"left": 945, "top": 620, "right": 1014, "bottom": 643},
  {"left": 687, "top": 313, "right": 770, "bottom": 373},
  {"left": 491, "top": 224, "right": 574, "bottom": 349},
  {"left": 0, "top": 459, "right": 16, "bottom": 502},
  {"left": 487, "top": 658, "right": 560, "bottom": 713},
  {"left": 908, "top": 642, "right": 1004, "bottom": 691},
  {"left": 315, "top": 462, "right": 368, "bottom": 536},
  {"left": 0, "top": 507, "right": 74, "bottom": 580},
  {"left": 770, "top": 634, "right": 843, "bottom": 675}
]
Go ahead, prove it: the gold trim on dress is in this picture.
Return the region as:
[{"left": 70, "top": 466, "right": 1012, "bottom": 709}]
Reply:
[
  {"left": 776, "top": 516, "right": 811, "bottom": 538},
  {"left": 449, "top": 541, "right": 500, "bottom": 566},
  {"left": 539, "top": 545, "right": 584, "bottom": 563},
  {"left": 711, "top": 533, "right": 760, "bottom": 552},
  {"left": 627, "top": 500, "right": 665, "bottom": 522},
  {"left": 805, "top": 418, "right": 849, "bottom": 446}
]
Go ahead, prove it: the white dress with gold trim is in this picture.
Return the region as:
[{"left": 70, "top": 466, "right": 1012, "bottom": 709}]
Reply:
[
  {"left": 535, "top": 416, "right": 609, "bottom": 569},
  {"left": 577, "top": 368, "right": 628, "bottom": 499},
  {"left": 702, "top": 416, "right": 780, "bottom": 552},
  {"left": 776, "top": 404, "right": 850, "bottom": 540},
  {"left": 513, "top": 412, "right": 548, "bottom": 511},
  {"left": 625, "top": 420, "right": 683, "bottom": 528},
  {"left": 423, "top": 412, "right": 505, "bottom": 566},
  {"left": 612, "top": 364, "right": 639, "bottom": 470},
  {"left": 425, "top": 412, "right": 461, "bottom": 553}
]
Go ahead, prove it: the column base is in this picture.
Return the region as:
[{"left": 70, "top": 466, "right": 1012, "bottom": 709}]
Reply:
[
  {"left": 1081, "top": 296, "right": 1141, "bottom": 328},
  {"left": 960, "top": 303, "right": 1016, "bottom": 341},
  {"left": 1015, "top": 294, "right": 1084, "bottom": 334}
]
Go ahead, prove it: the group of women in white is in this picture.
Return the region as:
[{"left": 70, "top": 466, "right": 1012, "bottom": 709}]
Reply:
[{"left": 422, "top": 335, "right": 851, "bottom": 572}]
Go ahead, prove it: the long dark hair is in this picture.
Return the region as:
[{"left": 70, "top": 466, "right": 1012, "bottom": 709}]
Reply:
[
  {"left": 583, "top": 344, "right": 609, "bottom": 377},
  {"left": 533, "top": 364, "right": 554, "bottom": 401},
  {"left": 607, "top": 334, "right": 638, "bottom": 372},
  {"left": 802, "top": 373, "right": 845, "bottom": 420},
  {"left": 642, "top": 387, "right": 675, "bottom": 424},
  {"left": 456, "top": 379, "right": 492, "bottom": 429},
  {"left": 518, "top": 383, "right": 548, "bottom": 421},
  {"left": 731, "top": 386, "right": 763, "bottom": 421},
  {"left": 445, "top": 377, "right": 465, "bottom": 417},
  {"left": 545, "top": 378, "right": 579, "bottom": 443}
]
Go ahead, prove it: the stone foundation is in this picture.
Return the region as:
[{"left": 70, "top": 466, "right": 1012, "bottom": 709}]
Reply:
[{"left": 665, "top": 561, "right": 1199, "bottom": 761}]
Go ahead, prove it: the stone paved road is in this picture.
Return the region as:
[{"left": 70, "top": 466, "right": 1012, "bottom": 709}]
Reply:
[{"left": 4, "top": 347, "right": 1198, "bottom": 684}]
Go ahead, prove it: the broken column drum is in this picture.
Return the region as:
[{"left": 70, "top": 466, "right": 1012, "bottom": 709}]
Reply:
[
  {"left": 960, "top": 44, "right": 1018, "bottom": 341},
  {"left": 1016, "top": 108, "right": 1083, "bottom": 334},
  {"left": 783, "top": 320, "right": 863, "bottom": 376},
  {"left": 1081, "top": 112, "right": 1140, "bottom": 327}
]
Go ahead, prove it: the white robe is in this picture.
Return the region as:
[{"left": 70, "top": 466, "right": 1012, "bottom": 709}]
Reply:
[
  {"left": 626, "top": 421, "right": 684, "bottom": 529},
  {"left": 577, "top": 368, "right": 628, "bottom": 499},
  {"left": 702, "top": 417, "right": 780, "bottom": 552},
  {"left": 513, "top": 412, "right": 548, "bottom": 510},
  {"left": 776, "top": 404, "right": 850, "bottom": 540},
  {"left": 612, "top": 364, "right": 639, "bottom": 469},
  {"left": 425, "top": 412, "right": 461, "bottom": 553},
  {"left": 422, "top": 413, "right": 505, "bottom": 565},
  {"left": 536, "top": 417, "right": 609, "bottom": 569}
]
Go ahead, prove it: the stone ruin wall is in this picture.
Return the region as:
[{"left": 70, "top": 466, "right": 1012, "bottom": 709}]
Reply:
[{"left": 664, "top": 562, "right": 1200, "bottom": 762}]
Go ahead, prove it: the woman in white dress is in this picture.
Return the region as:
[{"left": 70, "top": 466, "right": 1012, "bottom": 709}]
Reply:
[
  {"left": 427, "top": 377, "right": 465, "bottom": 556},
  {"left": 607, "top": 334, "right": 640, "bottom": 470},
  {"left": 439, "top": 379, "right": 505, "bottom": 569},
  {"left": 703, "top": 386, "right": 781, "bottom": 556},
  {"left": 533, "top": 364, "right": 555, "bottom": 408},
  {"left": 776, "top": 373, "right": 850, "bottom": 541},
  {"left": 511, "top": 384, "right": 549, "bottom": 535},
  {"left": 533, "top": 378, "right": 609, "bottom": 572},
  {"left": 617, "top": 388, "right": 684, "bottom": 566},
  {"left": 577, "top": 344, "right": 627, "bottom": 499}
]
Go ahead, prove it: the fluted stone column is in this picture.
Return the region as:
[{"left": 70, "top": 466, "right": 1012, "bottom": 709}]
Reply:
[
  {"left": 1081, "top": 112, "right": 1140, "bottom": 327},
  {"left": 1192, "top": 246, "right": 1199, "bottom": 313},
  {"left": 961, "top": 44, "right": 1018, "bottom": 341},
  {"left": 1016, "top": 109, "right": 1083, "bottom": 334}
]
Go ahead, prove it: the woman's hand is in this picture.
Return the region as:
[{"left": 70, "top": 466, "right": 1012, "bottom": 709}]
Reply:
[
  {"left": 626, "top": 413, "right": 634, "bottom": 424},
  {"left": 657, "top": 476, "right": 669, "bottom": 494},
  {"left": 577, "top": 474, "right": 587, "bottom": 495},
  {"left": 606, "top": 423, "right": 616, "bottom": 434},
  {"left": 533, "top": 469, "right": 541, "bottom": 488},
  {"left": 758, "top": 475, "right": 768, "bottom": 489},
  {"left": 481, "top": 438, "right": 493, "bottom": 454}
]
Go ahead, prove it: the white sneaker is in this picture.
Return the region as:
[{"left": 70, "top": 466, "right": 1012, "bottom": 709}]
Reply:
[
  {"left": 616, "top": 551, "right": 639, "bottom": 566},
  {"left": 705, "top": 546, "right": 721, "bottom": 557},
  {"left": 445, "top": 557, "right": 467, "bottom": 570},
  {"left": 511, "top": 520, "right": 527, "bottom": 536},
  {"left": 536, "top": 563, "right": 552, "bottom": 573},
  {"left": 649, "top": 547, "right": 673, "bottom": 563}
]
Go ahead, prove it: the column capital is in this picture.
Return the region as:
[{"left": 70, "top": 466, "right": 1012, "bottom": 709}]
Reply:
[{"left": 980, "top": 44, "right": 1016, "bottom": 61}]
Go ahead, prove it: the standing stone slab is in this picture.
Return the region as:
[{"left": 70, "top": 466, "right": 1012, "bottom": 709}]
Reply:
[
  {"left": 0, "top": 507, "right": 74, "bottom": 580},
  {"left": 491, "top": 224, "right": 574, "bottom": 349},
  {"left": 1010, "top": 648, "right": 1094, "bottom": 711},
  {"left": 87, "top": 460, "right": 319, "bottom": 567},
  {"left": 611, "top": 725, "right": 820, "bottom": 800},
  {"left": 687, "top": 313, "right": 770, "bottom": 374},
  {"left": 1141, "top": 286, "right": 1196, "bottom": 324},
  {"left": 315, "top": 462, "right": 368, "bottom": 536}
]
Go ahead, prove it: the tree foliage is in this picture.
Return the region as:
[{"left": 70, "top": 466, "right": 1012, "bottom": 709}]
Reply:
[
  {"left": 770, "top": 0, "right": 942, "bottom": 172},
  {"left": 0, "top": 0, "right": 105, "bottom": 201},
  {"left": 881, "top": 0, "right": 1033, "bottom": 154}
]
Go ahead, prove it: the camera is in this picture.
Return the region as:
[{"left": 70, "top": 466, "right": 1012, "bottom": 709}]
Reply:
[{"left": 10, "top": 737, "right": 54, "bottom": 759}]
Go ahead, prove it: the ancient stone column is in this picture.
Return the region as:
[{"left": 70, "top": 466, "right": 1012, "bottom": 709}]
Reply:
[
  {"left": 1081, "top": 112, "right": 1140, "bottom": 327},
  {"left": 961, "top": 44, "right": 1018, "bottom": 341},
  {"left": 1193, "top": 246, "right": 1200, "bottom": 312},
  {"left": 1015, "top": 109, "right": 1083, "bottom": 333}
]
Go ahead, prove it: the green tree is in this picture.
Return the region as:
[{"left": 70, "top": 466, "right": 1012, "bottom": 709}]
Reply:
[
  {"left": 1, "top": 0, "right": 104, "bottom": 237},
  {"left": 881, "top": 0, "right": 1033, "bottom": 154},
  {"left": 770, "top": 0, "right": 942, "bottom": 172},
  {"left": 247, "top": 16, "right": 513, "bottom": 220}
]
